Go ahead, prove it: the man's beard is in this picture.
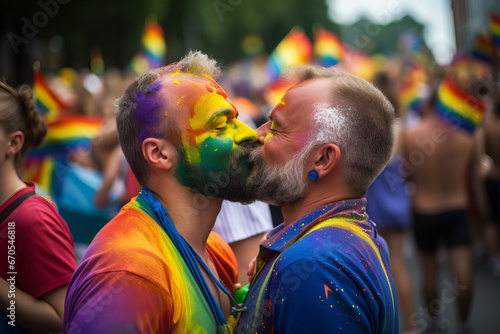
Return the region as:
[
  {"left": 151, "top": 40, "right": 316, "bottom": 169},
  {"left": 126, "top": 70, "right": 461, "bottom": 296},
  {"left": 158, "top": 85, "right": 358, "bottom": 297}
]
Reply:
[
  {"left": 247, "top": 146, "right": 309, "bottom": 205},
  {"left": 175, "top": 142, "right": 258, "bottom": 203}
]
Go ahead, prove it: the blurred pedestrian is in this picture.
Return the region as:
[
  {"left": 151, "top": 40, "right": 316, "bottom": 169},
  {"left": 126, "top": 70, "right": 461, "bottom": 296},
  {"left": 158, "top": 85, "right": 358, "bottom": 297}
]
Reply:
[
  {"left": 482, "top": 92, "right": 500, "bottom": 275},
  {"left": 366, "top": 72, "right": 417, "bottom": 334},
  {"left": 401, "top": 86, "right": 479, "bottom": 334}
]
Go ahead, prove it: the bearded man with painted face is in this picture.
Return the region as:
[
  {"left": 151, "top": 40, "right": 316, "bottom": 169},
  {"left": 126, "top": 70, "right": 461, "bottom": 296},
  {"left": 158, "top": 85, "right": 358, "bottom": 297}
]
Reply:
[
  {"left": 237, "top": 66, "right": 399, "bottom": 334},
  {"left": 63, "top": 51, "right": 258, "bottom": 334}
]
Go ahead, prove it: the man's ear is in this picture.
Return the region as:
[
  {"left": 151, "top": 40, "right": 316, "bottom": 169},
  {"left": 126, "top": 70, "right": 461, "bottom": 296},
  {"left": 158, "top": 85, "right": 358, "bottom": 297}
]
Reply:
[
  {"left": 142, "top": 138, "right": 177, "bottom": 171},
  {"left": 7, "top": 131, "right": 24, "bottom": 157},
  {"left": 311, "top": 143, "right": 341, "bottom": 179}
]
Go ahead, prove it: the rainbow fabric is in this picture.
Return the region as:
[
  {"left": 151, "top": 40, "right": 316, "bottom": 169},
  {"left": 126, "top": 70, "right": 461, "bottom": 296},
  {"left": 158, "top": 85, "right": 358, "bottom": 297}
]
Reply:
[
  {"left": 436, "top": 77, "right": 485, "bottom": 133},
  {"left": 28, "top": 115, "right": 101, "bottom": 157},
  {"left": 266, "top": 27, "right": 312, "bottom": 82},
  {"left": 23, "top": 115, "right": 102, "bottom": 193},
  {"left": 33, "top": 67, "right": 66, "bottom": 123},
  {"left": 128, "top": 17, "right": 167, "bottom": 74},
  {"left": 314, "top": 29, "right": 344, "bottom": 67},
  {"left": 400, "top": 66, "right": 426, "bottom": 111},
  {"left": 491, "top": 13, "right": 500, "bottom": 48},
  {"left": 338, "top": 45, "right": 376, "bottom": 80},
  {"left": 63, "top": 195, "right": 238, "bottom": 333},
  {"left": 472, "top": 31, "right": 494, "bottom": 62}
]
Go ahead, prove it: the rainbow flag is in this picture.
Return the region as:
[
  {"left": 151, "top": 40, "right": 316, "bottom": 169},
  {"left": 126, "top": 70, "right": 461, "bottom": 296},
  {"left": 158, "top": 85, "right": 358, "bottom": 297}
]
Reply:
[
  {"left": 23, "top": 115, "right": 102, "bottom": 193},
  {"left": 337, "top": 45, "right": 376, "bottom": 80},
  {"left": 491, "top": 13, "right": 500, "bottom": 48},
  {"left": 400, "top": 66, "right": 426, "bottom": 111},
  {"left": 472, "top": 31, "right": 494, "bottom": 62},
  {"left": 33, "top": 66, "right": 66, "bottom": 123},
  {"left": 266, "top": 27, "right": 312, "bottom": 82},
  {"left": 264, "top": 78, "right": 297, "bottom": 107},
  {"left": 436, "top": 77, "right": 485, "bottom": 133},
  {"left": 29, "top": 115, "right": 102, "bottom": 157},
  {"left": 128, "top": 16, "right": 167, "bottom": 75},
  {"left": 314, "top": 28, "right": 344, "bottom": 67}
]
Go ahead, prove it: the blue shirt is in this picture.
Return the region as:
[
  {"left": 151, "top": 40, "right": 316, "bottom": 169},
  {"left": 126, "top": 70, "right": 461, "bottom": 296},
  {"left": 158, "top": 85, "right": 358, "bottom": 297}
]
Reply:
[{"left": 236, "top": 199, "right": 398, "bottom": 334}]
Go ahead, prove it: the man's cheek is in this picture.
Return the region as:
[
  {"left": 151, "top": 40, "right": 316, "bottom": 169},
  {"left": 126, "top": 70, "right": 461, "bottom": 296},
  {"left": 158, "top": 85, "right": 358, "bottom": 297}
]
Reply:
[
  {"left": 198, "top": 137, "right": 233, "bottom": 169},
  {"left": 264, "top": 132, "right": 273, "bottom": 143},
  {"left": 263, "top": 141, "right": 282, "bottom": 164}
]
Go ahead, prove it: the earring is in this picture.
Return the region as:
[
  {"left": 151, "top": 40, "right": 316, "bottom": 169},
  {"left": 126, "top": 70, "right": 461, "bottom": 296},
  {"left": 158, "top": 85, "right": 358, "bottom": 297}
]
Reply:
[{"left": 308, "top": 170, "right": 318, "bottom": 181}]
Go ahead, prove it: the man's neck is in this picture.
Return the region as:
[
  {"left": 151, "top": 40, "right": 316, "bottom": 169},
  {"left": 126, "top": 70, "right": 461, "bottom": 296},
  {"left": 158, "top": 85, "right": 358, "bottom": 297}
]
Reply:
[
  {"left": 281, "top": 182, "right": 361, "bottom": 226},
  {"left": 0, "top": 162, "right": 26, "bottom": 207},
  {"left": 148, "top": 178, "right": 222, "bottom": 259}
]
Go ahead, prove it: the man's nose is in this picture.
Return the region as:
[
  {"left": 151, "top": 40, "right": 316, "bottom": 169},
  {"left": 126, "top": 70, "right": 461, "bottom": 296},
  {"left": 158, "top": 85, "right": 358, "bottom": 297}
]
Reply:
[
  {"left": 255, "top": 123, "right": 270, "bottom": 145},
  {"left": 233, "top": 119, "right": 258, "bottom": 144}
]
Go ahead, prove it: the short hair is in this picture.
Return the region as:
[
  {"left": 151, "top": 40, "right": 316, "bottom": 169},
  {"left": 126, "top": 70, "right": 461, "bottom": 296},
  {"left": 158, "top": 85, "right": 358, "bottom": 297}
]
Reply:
[
  {"left": 283, "top": 65, "right": 396, "bottom": 194},
  {"left": 115, "top": 51, "right": 221, "bottom": 185}
]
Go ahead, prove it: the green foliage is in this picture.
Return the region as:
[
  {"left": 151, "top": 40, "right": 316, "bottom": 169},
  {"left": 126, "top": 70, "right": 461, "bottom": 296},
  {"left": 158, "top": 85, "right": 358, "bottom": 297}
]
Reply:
[{"left": 0, "top": 0, "right": 428, "bottom": 84}]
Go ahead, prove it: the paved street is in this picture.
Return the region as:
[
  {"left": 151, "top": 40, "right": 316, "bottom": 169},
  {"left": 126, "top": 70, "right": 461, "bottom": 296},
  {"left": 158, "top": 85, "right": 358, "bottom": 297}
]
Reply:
[{"left": 404, "top": 238, "right": 500, "bottom": 333}]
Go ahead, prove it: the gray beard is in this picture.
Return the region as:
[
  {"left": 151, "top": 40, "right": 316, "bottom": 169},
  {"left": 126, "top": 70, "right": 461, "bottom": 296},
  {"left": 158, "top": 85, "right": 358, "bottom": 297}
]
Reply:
[{"left": 247, "top": 147, "right": 308, "bottom": 205}]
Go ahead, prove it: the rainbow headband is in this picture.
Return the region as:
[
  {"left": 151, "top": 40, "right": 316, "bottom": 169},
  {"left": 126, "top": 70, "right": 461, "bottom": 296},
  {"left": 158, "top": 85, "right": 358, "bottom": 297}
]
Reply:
[{"left": 436, "top": 77, "right": 485, "bottom": 133}]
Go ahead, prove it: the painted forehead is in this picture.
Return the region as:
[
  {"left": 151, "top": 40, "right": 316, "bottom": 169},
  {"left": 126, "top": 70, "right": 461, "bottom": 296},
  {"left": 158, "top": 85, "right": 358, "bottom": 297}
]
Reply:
[
  {"left": 163, "top": 73, "right": 237, "bottom": 121},
  {"left": 134, "top": 80, "right": 166, "bottom": 142},
  {"left": 162, "top": 72, "right": 228, "bottom": 101}
]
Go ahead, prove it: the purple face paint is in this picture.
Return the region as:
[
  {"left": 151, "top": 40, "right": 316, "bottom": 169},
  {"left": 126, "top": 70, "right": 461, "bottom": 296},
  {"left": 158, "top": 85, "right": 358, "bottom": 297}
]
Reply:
[{"left": 134, "top": 80, "right": 166, "bottom": 141}]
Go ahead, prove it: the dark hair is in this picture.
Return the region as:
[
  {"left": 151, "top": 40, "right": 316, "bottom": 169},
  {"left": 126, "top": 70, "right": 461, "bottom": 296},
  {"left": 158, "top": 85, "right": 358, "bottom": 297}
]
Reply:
[{"left": 0, "top": 81, "right": 47, "bottom": 169}]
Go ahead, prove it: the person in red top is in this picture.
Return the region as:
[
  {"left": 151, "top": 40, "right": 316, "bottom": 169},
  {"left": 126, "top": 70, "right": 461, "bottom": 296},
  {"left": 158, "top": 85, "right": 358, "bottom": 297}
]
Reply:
[{"left": 0, "top": 81, "right": 77, "bottom": 333}]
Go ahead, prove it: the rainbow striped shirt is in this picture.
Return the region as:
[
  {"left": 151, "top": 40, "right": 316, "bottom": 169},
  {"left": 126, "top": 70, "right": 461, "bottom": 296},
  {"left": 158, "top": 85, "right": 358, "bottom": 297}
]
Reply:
[{"left": 63, "top": 195, "right": 238, "bottom": 333}]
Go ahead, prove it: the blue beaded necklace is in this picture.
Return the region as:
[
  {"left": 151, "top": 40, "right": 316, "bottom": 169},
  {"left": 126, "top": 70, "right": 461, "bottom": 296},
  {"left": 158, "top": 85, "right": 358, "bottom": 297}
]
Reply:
[{"left": 139, "top": 187, "right": 245, "bottom": 332}]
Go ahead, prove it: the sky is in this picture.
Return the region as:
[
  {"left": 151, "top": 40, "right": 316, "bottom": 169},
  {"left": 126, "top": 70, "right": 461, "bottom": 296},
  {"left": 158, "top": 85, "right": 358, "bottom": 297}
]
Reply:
[{"left": 328, "top": 0, "right": 456, "bottom": 64}]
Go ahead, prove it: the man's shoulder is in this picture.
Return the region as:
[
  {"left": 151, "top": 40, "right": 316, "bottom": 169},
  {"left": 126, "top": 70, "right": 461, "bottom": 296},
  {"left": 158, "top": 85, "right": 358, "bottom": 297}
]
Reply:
[
  {"left": 277, "top": 224, "right": 387, "bottom": 275},
  {"left": 73, "top": 206, "right": 176, "bottom": 289}
]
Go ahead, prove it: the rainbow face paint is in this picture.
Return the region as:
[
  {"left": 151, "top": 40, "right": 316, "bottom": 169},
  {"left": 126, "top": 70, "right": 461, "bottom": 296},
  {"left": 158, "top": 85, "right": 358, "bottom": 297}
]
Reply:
[
  {"left": 163, "top": 73, "right": 258, "bottom": 200},
  {"left": 134, "top": 80, "right": 166, "bottom": 142}
]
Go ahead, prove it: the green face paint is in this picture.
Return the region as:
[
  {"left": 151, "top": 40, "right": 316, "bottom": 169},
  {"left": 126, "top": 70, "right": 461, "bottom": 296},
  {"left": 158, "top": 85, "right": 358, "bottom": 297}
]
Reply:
[{"left": 167, "top": 74, "right": 258, "bottom": 201}]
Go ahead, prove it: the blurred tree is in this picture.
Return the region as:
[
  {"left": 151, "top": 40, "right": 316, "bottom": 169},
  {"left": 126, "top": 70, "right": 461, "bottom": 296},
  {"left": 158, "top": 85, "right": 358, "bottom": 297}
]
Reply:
[
  {"left": 1, "top": 0, "right": 338, "bottom": 85},
  {"left": 338, "top": 15, "right": 427, "bottom": 56}
]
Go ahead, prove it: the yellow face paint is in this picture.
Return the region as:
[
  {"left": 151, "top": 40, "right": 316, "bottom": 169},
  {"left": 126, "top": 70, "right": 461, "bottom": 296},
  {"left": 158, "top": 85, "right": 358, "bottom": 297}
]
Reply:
[
  {"left": 264, "top": 120, "right": 279, "bottom": 143},
  {"left": 174, "top": 76, "right": 256, "bottom": 168}
]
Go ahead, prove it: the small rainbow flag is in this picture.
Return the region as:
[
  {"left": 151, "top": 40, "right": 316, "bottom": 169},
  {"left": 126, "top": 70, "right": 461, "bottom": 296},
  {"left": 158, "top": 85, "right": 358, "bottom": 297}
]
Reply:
[
  {"left": 491, "top": 13, "right": 500, "bottom": 48},
  {"left": 337, "top": 45, "right": 376, "bottom": 80},
  {"left": 29, "top": 115, "right": 102, "bottom": 157},
  {"left": 23, "top": 115, "right": 102, "bottom": 194},
  {"left": 128, "top": 15, "right": 167, "bottom": 75},
  {"left": 400, "top": 66, "right": 426, "bottom": 111},
  {"left": 314, "top": 28, "right": 344, "bottom": 67},
  {"left": 266, "top": 27, "right": 312, "bottom": 82},
  {"left": 472, "top": 31, "right": 494, "bottom": 62},
  {"left": 33, "top": 64, "right": 67, "bottom": 123},
  {"left": 436, "top": 77, "right": 485, "bottom": 133},
  {"left": 264, "top": 78, "right": 297, "bottom": 107}
]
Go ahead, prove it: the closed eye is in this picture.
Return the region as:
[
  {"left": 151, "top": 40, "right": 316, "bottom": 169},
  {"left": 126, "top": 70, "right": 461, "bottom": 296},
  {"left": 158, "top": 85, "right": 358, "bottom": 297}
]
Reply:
[{"left": 215, "top": 125, "right": 228, "bottom": 134}]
